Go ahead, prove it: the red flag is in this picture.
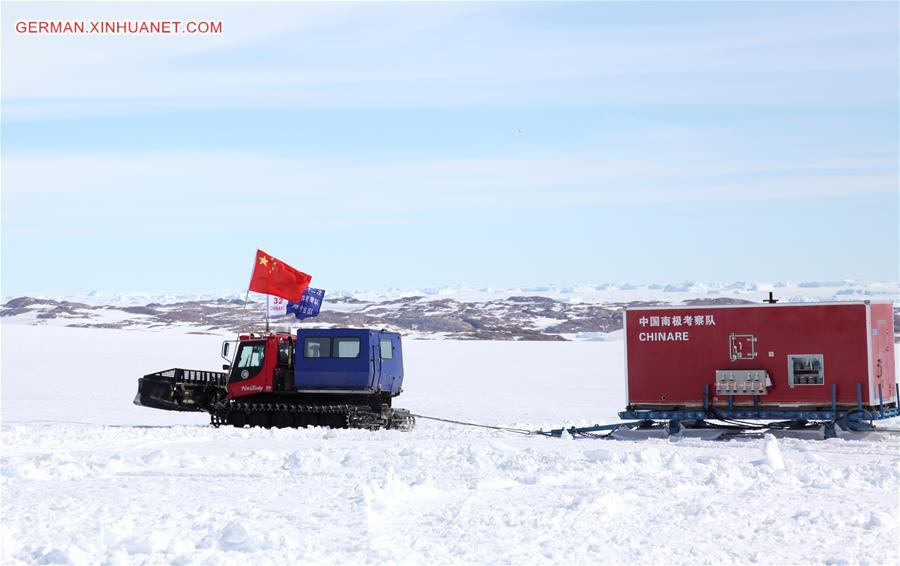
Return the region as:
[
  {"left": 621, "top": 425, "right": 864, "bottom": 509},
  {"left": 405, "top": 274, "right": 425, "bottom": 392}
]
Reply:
[{"left": 248, "top": 249, "right": 312, "bottom": 302}]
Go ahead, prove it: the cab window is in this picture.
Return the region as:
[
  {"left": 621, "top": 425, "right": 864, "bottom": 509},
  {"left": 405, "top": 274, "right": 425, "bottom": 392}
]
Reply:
[
  {"left": 380, "top": 338, "right": 393, "bottom": 360},
  {"left": 277, "top": 341, "right": 292, "bottom": 365},
  {"left": 334, "top": 337, "right": 360, "bottom": 358},
  {"left": 304, "top": 337, "right": 331, "bottom": 358}
]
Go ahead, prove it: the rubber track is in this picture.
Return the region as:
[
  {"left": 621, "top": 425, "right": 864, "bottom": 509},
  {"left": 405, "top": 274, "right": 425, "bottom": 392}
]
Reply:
[{"left": 212, "top": 402, "right": 415, "bottom": 431}]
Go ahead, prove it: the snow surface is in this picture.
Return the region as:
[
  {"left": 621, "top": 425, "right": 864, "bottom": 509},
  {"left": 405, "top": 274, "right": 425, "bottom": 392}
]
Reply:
[{"left": 2, "top": 324, "right": 899, "bottom": 565}]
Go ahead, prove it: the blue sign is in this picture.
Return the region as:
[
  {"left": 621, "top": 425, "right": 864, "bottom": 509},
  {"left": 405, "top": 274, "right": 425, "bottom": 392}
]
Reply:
[{"left": 287, "top": 287, "right": 325, "bottom": 320}]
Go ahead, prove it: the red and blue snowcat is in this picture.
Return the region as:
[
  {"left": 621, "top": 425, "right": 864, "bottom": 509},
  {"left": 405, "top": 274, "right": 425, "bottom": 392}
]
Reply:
[{"left": 135, "top": 328, "right": 414, "bottom": 430}]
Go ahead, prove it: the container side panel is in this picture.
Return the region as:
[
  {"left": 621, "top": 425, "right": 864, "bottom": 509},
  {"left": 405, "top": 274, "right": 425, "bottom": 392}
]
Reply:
[
  {"left": 294, "top": 330, "right": 373, "bottom": 390},
  {"left": 625, "top": 304, "right": 872, "bottom": 408}
]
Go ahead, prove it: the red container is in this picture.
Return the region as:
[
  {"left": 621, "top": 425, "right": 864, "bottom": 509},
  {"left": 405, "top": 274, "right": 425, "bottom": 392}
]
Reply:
[{"left": 624, "top": 301, "right": 896, "bottom": 410}]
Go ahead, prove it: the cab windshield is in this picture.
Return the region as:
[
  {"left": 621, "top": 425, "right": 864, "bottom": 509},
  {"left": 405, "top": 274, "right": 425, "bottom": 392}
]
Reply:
[{"left": 230, "top": 341, "right": 265, "bottom": 382}]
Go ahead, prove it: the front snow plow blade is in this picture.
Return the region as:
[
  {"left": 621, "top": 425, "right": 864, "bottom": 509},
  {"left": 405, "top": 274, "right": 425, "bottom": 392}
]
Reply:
[{"left": 134, "top": 368, "right": 227, "bottom": 412}]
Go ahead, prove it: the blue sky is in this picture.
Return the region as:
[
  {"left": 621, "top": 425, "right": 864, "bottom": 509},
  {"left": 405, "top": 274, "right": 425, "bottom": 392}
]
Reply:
[{"left": 2, "top": 2, "right": 897, "bottom": 295}]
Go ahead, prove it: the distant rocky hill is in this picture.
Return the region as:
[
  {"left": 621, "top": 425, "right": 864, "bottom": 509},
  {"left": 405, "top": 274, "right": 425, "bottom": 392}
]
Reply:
[
  {"left": 6, "top": 284, "right": 898, "bottom": 341},
  {"left": 0, "top": 295, "right": 759, "bottom": 340}
]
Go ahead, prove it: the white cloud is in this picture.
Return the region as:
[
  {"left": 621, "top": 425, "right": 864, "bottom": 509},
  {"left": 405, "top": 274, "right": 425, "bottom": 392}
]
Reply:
[
  {"left": 3, "top": 139, "right": 894, "bottom": 238},
  {"left": 2, "top": 2, "right": 896, "bottom": 120}
]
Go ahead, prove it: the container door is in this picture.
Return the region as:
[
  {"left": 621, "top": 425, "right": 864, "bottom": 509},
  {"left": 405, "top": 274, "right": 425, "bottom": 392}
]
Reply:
[
  {"left": 378, "top": 335, "right": 403, "bottom": 394},
  {"left": 873, "top": 315, "right": 894, "bottom": 404}
]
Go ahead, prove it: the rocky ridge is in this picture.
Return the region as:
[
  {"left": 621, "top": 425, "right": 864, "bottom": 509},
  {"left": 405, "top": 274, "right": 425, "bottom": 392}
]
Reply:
[{"left": 0, "top": 295, "right": 762, "bottom": 341}]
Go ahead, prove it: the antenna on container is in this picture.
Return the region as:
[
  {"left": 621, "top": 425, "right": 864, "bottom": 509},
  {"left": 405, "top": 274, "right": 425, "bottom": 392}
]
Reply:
[{"left": 764, "top": 291, "right": 778, "bottom": 304}]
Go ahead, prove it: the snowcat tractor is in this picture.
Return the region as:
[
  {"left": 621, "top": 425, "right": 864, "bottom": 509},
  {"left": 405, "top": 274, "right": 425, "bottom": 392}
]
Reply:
[{"left": 134, "top": 328, "right": 414, "bottom": 430}]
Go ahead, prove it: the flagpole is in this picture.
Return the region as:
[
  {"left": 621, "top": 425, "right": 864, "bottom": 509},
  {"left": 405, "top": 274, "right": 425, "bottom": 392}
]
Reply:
[
  {"left": 242, "top": 249, "right": 258, "bottom": 335},
  {"left": 240, "top": 289, "right": 250, "bottom": 334},
  {"left": 265, "top": 296, "right": 270, "bottom": 334}
]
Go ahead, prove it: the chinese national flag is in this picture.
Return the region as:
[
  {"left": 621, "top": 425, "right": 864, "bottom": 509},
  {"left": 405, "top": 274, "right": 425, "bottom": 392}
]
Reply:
[{"left": 248, "top": 249, "right": 312, "bottom": 302}]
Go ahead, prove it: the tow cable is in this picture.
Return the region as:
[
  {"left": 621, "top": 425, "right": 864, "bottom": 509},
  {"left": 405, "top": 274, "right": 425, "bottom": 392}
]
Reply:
[{"left": 409, "top": 413, "right": 553, "bottom": 436}]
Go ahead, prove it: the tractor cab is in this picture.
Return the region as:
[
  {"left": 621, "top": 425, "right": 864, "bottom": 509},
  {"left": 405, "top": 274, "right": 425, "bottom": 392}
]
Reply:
[{"left": 223, "top": 332, "right": 294, "bottom": 398}]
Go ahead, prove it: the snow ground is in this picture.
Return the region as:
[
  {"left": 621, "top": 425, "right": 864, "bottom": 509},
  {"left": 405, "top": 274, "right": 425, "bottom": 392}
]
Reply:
[{"left": 2, "top": 325, "right": 899, "bottom": 565}]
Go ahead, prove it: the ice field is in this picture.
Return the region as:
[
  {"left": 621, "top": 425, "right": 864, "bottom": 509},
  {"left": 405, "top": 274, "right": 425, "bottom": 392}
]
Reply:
[{"left": 2, "top": 325, "right": 899, "bottom": 565}]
